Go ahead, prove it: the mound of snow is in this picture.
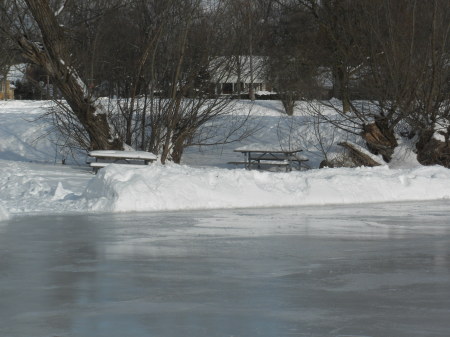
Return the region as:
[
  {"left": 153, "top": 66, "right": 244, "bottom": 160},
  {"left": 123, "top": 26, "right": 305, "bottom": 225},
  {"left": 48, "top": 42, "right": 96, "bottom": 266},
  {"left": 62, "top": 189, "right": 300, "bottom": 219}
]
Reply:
[
  {"left": 0, "top": 204, "right": 9, "bottom": 221},
  {"left": 81, "top": 164, "right": 450, "bottom": 213},
  {"left": 0, "top": 160, "right": 92, "bottom": 216},
  {"left": 388, "top": 141, "right": 422, "bottom": 169}
]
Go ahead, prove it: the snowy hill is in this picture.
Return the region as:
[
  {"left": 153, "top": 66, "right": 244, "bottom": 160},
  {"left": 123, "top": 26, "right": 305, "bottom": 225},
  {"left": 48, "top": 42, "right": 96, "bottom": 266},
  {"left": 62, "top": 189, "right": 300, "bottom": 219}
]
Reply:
[{"left": 0, "top": 100, "right": 449, "bottom": 220}]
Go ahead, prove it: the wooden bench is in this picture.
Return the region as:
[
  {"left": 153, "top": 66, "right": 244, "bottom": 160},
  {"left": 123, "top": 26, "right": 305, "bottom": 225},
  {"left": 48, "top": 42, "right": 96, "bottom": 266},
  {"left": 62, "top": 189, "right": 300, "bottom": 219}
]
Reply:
[{"left": 88, "top": 150, "right": 157, "bottom": 173}]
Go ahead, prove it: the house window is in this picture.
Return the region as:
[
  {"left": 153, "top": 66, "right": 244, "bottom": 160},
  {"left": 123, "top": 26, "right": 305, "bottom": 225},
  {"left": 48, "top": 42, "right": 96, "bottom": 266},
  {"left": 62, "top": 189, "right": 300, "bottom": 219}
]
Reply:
[{"left": 222, "top": 83, "right": 233, "bottom": 94}]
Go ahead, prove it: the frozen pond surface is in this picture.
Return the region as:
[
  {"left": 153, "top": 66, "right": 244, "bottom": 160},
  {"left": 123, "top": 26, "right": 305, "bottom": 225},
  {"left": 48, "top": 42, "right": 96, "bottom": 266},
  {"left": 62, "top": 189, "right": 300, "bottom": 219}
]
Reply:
[{"left": 1, "top": 201, "right": 450, "bottom": 337}]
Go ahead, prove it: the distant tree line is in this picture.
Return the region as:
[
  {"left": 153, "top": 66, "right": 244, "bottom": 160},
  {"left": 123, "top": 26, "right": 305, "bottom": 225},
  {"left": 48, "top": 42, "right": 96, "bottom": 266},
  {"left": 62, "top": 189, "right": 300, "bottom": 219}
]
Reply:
[{"left": 0, "top": 0, "right": 449, "bottom": 166}]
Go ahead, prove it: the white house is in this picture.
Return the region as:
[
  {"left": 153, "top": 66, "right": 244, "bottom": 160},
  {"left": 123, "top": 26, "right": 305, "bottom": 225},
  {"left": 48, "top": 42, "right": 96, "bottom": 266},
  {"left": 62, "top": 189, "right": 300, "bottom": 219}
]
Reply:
[{"left": 210, "top": 55, "right": 268, "bottom": 95}]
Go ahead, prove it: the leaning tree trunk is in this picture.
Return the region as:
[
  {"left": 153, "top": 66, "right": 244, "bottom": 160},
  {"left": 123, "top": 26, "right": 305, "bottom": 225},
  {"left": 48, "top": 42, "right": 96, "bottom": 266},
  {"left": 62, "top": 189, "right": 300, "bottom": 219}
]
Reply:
[
  {"left": 19, "top": 0, "right": 121, "bottom": 150},
  {"left": 361, "top": 117, "right": 397, "bottom": 162}
]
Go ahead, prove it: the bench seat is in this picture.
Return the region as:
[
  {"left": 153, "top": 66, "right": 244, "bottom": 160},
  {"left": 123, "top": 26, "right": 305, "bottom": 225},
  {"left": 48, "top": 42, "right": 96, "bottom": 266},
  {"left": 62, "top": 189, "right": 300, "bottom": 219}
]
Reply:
[
  {"left": 252, "top": 161, "right": 290, "bottom": 166},
  {"left": 228, "top": 161, "right": 290, "bottom": 166},
  {"left": 250, "top": 155, "right": 286, "bottom": 161},
  {"left": 89, "top": 150, "right": 156, "bottom": 161},
  {"left": 90, "top": 162, "right": 150, "bottom": 168},
  {"left": 248, "top": 154, "right": 309, "bottom": 162},
  {"left": 290, "top": 155, "right": 309, "bottom": 162},
  {"left": 90, "top": 162, "right": 151, "bottom": 173},
  {"left": 89, "top": 162, "right": 110, "bottom": 168}
]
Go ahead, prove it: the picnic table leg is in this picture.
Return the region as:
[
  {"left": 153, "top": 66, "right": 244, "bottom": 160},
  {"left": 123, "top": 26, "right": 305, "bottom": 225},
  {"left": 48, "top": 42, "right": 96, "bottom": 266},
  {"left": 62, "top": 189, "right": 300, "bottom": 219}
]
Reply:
[
  {"left": 287, "top": 158, "right": 292, "bottom": 172},
  {"left": 93, "top": 157, "right": 99, "bottom": 173},
  {"left": 245, "top": 152, "right": 251, "bottom": 170}
]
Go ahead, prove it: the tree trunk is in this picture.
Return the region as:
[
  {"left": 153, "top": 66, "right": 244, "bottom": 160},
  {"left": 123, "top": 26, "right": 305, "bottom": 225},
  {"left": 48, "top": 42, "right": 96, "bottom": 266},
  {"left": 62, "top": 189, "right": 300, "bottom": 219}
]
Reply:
[
  {"left": 332, "top": 65, "right": 351, "bottom": 113},
  {"left": 248, "top": 5, "right": 255, "bottom": 102},
  {"left": 416, "top": 129, "right": 450, "bottom": 168},
  {"left": 2, "top": 76, "right": 7, "bottom": 100},
  {"left": 171, "top": 136, "right": 185, "bottom": 164},
  {"left": 236, "top": 55, "right": 241, "bottom": 98},
  {"left": 281, "top": 95, "right": 295, "bottom": 116},
  {"left": 20, "top": 0, "right": 120, "bottom": 150}
]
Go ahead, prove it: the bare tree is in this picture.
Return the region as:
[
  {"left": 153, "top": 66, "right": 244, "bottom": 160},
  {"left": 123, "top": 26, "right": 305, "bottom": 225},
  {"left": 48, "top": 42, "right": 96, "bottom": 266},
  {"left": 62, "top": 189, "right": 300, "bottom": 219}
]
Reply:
[
  {"left": 265, "top": 2, "right": 322, "bottom": 115},
  {"left": 0, "top": 0, "right": 252, "bottom": 163},
  {"left": 77, "top": 0, "right": 253, "bottom": 163},
  {"left": 356, "top": 0, "right": 450, "bottom": 164},
  {"left": 140, "top": 0, "right": 253, "bottom": 163},
  {"left": 0, "top": 0, "right": 122, "bottom": 150},
  {"left": 219, "top": 0, "right": 272, "bottom": 99},
  {"left": 0, "top": 3, "right": 21, "bottom": 100},
  {"left": 284, "top": 0, "right": 450, "bottom": 167}
]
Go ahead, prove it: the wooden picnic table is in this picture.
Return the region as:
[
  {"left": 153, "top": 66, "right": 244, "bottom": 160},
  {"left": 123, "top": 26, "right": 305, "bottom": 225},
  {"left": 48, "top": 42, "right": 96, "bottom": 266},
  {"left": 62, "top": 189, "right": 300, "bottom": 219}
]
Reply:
[
  {"left": 88, "top": 150, "right": 157, "bottom": 173},
  {"left": 231, "top": 144, "right": 308, "bottom": 171}
]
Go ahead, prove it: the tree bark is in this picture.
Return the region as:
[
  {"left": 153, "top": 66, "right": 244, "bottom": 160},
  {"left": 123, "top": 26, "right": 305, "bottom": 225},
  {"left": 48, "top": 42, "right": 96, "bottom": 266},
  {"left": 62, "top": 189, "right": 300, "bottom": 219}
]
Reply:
[
  {"left": 361, "top": 119, "right": 397, "bottom": 162},
  {"left": 416, "top": 130, "right": 450, "bottom": 168},
  {"left": 332, "top": 65, "right": 351, "bottom": 113},
  {"left": 2, "top": 75, "right": 7, "bottom": 100},
  {"left": 281, "top": 94, "right": 295, "bottom": 116}
]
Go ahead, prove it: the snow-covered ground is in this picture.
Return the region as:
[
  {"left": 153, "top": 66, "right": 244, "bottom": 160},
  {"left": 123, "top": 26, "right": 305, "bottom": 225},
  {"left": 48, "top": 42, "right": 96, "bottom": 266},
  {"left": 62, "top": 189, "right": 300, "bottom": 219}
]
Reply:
[{"left": 0, "top": 100, "right": 449, "bottom": 220}]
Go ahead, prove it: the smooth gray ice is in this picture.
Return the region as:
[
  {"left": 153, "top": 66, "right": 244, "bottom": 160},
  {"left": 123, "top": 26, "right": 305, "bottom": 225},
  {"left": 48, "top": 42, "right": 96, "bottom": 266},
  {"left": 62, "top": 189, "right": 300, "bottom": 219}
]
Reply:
[{"left": 1, "top": 201, "right": 450, "bottom": 337}]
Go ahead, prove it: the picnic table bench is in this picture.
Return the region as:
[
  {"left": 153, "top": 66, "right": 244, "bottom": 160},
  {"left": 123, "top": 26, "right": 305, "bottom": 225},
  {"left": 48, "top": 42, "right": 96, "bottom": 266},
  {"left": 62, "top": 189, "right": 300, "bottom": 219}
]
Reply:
[
  {"left": 231, "top": 144, "right": 308, "bottom": 172},
  {"left": 88, "top": 150, "right": 157, "bottom": 173}
]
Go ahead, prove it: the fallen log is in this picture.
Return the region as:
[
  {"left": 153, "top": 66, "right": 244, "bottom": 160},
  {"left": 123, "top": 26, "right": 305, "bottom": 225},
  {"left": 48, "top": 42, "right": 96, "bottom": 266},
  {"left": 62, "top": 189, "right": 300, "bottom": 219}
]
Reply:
[{"left": 338, "top": 141, "right": 385, "bottom": 167}]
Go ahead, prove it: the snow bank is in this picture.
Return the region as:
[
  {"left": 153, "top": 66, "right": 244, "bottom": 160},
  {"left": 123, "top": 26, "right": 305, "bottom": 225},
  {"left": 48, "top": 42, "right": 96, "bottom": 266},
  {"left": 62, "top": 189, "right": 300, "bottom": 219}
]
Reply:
[
  {"left": 82, "top": 164, "right": 450, "bottom": 213},
  {"left": 0, "top": 160, "right": 92, "bottom": 216}
]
